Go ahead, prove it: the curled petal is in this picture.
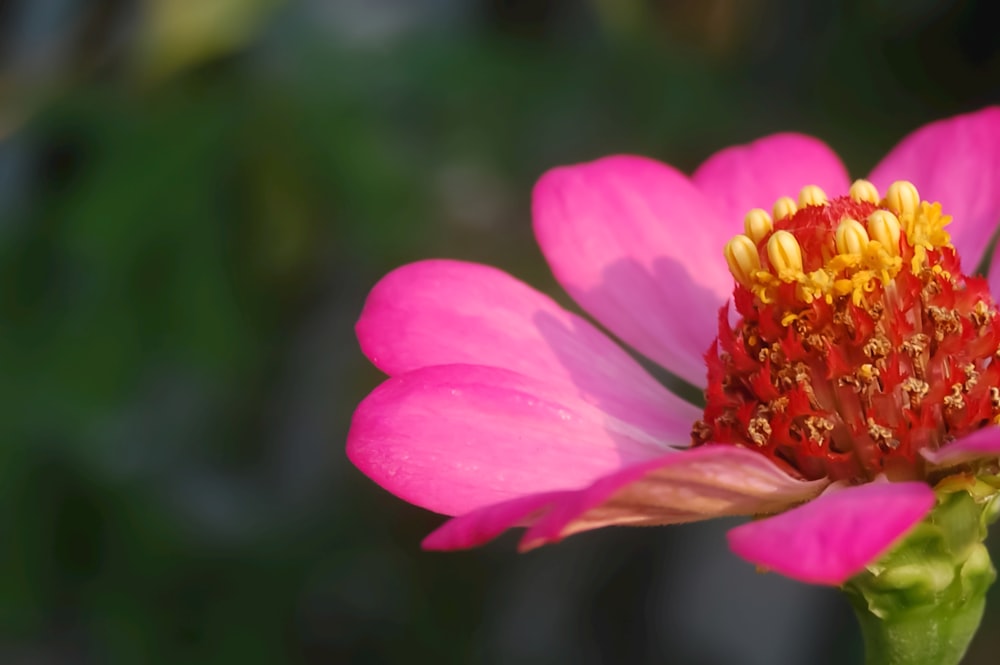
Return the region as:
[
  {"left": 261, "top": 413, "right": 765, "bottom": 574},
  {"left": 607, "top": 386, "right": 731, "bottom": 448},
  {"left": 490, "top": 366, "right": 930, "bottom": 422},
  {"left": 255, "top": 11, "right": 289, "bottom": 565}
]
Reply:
[
  {"left": 693, "top": 132, "right": 850, "bottom": 230},
  {"left": 520, "top": 445, "right": 825, "bottom": 548},
  {"left": 422, "top": 445, "right": 827, "bottom": 551},
  {"left": 357, "top": 259, "right": 700, "bottom": 443},
  {"left": 922, "top": 426, "right": 1000, "bottom": 467},
  {"left": 726, "top": 482, "right": 935, "bottom": 586},
  {"left": 422, "top": 491, "right": 566, "bottom": 551},
  {"left": 868, "top": 106, "right": 1000, "bottom": 269},
  {"left": 347, "top": 364, "right": 673, "bottom": 518},
  {"left": 533, "top": 155, "right": 731, "bottom": 387}
]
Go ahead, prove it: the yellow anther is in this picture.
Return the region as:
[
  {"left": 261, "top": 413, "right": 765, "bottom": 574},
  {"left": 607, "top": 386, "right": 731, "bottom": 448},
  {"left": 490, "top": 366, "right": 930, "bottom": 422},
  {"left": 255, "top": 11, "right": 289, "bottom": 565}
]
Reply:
[
  {"left": 884, "top": 181, "right": 920, "bottom": 217},
  {"left": 743, "top": 208, "right": 773, "bottom": 244},
  {"left": 767, "top": 230, "right": 803, "bottom": 278},
  {"left": 867, "top": 210, "right": 902, "bottom": 256},
  {"left": 798, "top": 185, "right": 827, "bottom": 208},
  {"left": 835, "top": 218, "right": 870, "bottom": 256},
  {"left": 773, "top": 196, "right": 798, "bottom": 221},
  {"left": 849, "top": 179, "right": 880, "bottom": 204},
  {"left": 724, "top": 234, "right": 761, "bottom": 286}
]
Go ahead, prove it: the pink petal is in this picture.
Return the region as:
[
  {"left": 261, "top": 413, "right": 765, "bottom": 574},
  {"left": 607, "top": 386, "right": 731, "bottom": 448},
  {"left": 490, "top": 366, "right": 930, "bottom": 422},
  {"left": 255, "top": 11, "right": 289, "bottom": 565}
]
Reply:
[
  {"left": 692, "top": 133, "right": 851, "bottom": 230},
  {"left": 868, "top": 107, "right": 1000, "bottom": 269},
  {"left": 521, "top": 445, "right": 825, "bottom": 548},
  {"left": 726, "top": 481, "right": 935, "bottom": 586},
  {"left": 922, "top": 426, "right": 1000, "bottom": 467},
  {"left": 357, "top": 259, "right": 700, "bottom": 443},
  {"left": 422, "top": 491, "right": 566, "bottom": 550},
  {"left": 989, "top": 245, "right": 1000, "bottom": 298},
  {"left": 347, "top": 364, "right": 674, "bottom": 517},
  {"left": 532, "top": 155, "right": 733, "bottom": 387},
  {"left": 422, "top": 445, "right": 827, "bottom": 551}
]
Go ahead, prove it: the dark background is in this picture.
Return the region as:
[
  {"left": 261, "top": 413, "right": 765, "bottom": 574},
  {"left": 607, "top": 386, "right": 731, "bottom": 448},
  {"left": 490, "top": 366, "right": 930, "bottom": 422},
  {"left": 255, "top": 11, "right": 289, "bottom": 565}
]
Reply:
[{"left": 2, "top": 0, "right": 1000, "bottom": 663}]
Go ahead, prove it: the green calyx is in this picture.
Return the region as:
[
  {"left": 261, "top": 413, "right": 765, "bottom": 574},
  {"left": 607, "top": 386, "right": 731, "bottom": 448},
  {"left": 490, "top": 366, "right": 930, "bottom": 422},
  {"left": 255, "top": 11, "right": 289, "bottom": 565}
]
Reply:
[{"left": 843, "top": 478, "right": 1000, "bottom": 665}]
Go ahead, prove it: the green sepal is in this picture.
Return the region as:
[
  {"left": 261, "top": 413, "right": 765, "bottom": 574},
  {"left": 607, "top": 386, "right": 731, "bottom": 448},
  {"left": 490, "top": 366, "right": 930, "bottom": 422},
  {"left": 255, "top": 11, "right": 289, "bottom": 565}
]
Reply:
[{"left": 843, "top": 482, "right": 999, "bottom": 665}]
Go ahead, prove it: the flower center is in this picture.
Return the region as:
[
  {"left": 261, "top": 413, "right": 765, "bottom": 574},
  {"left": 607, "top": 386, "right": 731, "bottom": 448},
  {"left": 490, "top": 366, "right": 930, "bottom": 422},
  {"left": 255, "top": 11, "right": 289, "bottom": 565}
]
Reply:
[{"left": 692, "top": 180, "right": 1000, "bottom": 483}]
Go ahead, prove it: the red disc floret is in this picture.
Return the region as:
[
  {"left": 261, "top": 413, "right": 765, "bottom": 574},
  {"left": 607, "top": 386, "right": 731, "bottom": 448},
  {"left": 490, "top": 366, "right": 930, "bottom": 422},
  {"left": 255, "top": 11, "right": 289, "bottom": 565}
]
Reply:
[
  {"left": 693, "top": 196, "right": 1000, "bottom": 482},
  {"left": 776, "top": 197, "right": 879, "bottom": 272}
]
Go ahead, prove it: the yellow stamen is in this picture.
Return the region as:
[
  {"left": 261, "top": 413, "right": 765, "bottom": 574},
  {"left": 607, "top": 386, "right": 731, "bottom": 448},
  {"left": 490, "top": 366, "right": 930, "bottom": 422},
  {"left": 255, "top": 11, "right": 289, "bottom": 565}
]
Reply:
[
  {"left": 727, "top": 182, "right": 955, "bottom": 311},
  {"left": 773, "top": 196, "right": 798, "bottom": 221},
  {"left": 767, "top": 230, "right": 803, "bottom": 280},
  {"left": 884, "top": 181, "right": 920, "bottom": 218},
  {"left": 849, "top": 179, "right": 880, "bottom": 204},
  {"left": 867, "top": 210, "right": 901, "bottom": 256},
  {"left": 743, "top": 208, "right": 773, "bottom": 244},
  {"left": 798, "top": 185, "right": 827, "bottom": 208},
  {"left": 835, "top": 218, "right": 869, "bottom": 256},
  {"left": 724, "top": 234, "right": 761, "bottom": 287}
]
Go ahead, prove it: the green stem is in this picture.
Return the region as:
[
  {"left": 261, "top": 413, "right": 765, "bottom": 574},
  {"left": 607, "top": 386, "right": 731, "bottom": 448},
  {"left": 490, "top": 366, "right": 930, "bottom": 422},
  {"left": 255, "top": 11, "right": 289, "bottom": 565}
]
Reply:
[
  {"left": 842, "top": 487, "right": 999, "bottom": 665},
  {"left": 848, "top": 588, "right": 986, "bottom": 665}
]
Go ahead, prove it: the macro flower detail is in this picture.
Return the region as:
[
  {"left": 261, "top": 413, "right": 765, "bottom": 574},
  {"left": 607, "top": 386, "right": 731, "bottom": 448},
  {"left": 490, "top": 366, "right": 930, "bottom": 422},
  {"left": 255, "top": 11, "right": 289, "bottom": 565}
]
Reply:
[
  {"left": 348, "top": 107, "right": 1000, "bottom": 589},
  {"left": 698, "top": 180, "right": 1000, "bottom": 485}
]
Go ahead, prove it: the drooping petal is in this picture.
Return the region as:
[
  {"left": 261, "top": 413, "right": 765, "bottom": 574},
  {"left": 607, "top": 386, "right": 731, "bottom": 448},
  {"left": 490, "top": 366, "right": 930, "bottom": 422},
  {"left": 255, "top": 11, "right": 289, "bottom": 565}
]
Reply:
[
  {"left": 532, "top": 155, "right": 732, "bottom": 387},
  {"left": 422, "top": 491, "right": 566, "bottom": 551},
  {"left": 520, "top": 445, "right": 826, "bottom": 549},
  {"left": 726, "top": 481, "right": 935, "bottom": 586},
  {"left": 922, "top": 426, "right": 1000, "bottom": 467},
  {"left": 347, "top": 364, "right": 673, "bottom": 518},
  {"left": 692, "top": 133, "right": 851, "bottom": 230},
  {"left": 421, "top": 445, "right": 827, "bottom": 551},
  {"left": 356, "top": 259, "right": 700, "bottom": 443},
  {"left": 868, "top": 107, "right": 1000, "bottom": 269}
]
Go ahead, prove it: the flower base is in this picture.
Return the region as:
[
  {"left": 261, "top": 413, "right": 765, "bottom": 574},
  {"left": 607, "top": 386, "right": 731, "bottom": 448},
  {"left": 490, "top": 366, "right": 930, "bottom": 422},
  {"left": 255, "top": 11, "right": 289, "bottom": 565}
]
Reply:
[
  {"left": 849, "top": 592, "right": 986, "bottom": 665},
  {"left": 843, "top": 486, "right": 999, "bottom": 665}
]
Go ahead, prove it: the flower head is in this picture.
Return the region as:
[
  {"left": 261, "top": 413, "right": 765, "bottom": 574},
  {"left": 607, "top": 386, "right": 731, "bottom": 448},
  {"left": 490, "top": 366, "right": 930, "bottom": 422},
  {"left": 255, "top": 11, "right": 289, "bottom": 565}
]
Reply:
[
  {"left": 348, "top": 107, "right": 1000, "bottom": 586},
  {"left": 699, "top": 179, "right": 1000, "bottom": 486}
]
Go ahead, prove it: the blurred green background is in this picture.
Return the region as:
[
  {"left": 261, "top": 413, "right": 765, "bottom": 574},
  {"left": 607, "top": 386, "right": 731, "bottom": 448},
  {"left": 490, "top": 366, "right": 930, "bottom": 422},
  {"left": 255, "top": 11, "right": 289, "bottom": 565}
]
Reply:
[{"left": 2, "top": 0, "right": 1000, "bottom": 663}]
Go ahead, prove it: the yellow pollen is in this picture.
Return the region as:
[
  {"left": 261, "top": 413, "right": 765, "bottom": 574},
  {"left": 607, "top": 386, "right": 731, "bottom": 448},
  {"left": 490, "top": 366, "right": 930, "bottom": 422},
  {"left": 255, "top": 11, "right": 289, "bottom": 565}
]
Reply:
[
  {"left": 835, "top": 218, "right": 869, "bottom": 256},
  {"left": 798, "top": 185, "right": 827, "bottom": 208},
  {"left": 884, "top": 180, "right": 920, "bottom": 218},
  {"left": 903, "top": 201, "right": 953, "bottom": 249},
  {"left": 867, "top": 210, "right": 901, "bottom": 256},
  {"left": 743, "top": 208, "right": 773, "bottom": 244},
  {"left": 849, "top": 179, "right": 880, "bottom": 204},
  {"left": 773, "top": 196, "right": 798, "bottom": 221},
  {"left": 767, "top": 230, "right": 803, "bottom": 279},
  {"left": 724, "top": 234, "right": 761, "bottom": 287}
]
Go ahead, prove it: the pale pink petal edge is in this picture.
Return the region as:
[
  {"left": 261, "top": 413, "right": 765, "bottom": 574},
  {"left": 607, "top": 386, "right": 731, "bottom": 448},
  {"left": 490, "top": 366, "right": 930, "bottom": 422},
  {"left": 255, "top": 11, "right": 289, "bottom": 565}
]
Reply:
[{"left": 423, "top": 445, "right": 827, "bottom": 551}]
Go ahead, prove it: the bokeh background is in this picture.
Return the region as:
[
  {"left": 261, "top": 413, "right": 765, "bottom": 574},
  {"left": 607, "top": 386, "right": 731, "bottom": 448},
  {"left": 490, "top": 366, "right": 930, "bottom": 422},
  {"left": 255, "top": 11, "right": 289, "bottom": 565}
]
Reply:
[{"left": 3, "top": 0, "right": 1000, "bottom": 663}]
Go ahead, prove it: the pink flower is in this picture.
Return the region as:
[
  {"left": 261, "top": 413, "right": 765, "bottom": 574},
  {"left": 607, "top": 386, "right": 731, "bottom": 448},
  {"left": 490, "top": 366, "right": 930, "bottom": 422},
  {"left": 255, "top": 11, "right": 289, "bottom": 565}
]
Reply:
[{"left": 348, "top": 107, "right": 1000, "bottom": 586}]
